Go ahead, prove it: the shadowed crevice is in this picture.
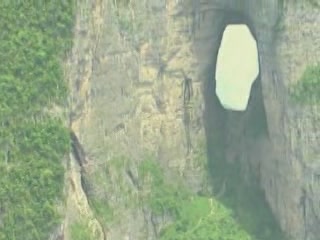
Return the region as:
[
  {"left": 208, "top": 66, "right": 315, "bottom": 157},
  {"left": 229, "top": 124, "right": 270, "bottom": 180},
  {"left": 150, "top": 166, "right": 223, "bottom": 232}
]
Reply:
[{"left": 198, "top": 7, "right": 286, "bottom": 240}]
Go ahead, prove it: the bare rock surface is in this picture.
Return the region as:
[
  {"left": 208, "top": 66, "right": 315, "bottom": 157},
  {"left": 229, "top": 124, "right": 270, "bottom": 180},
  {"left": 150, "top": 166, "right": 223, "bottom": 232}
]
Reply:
[{"left": 63, "top": 1, "right": 320, "bottom": 239}]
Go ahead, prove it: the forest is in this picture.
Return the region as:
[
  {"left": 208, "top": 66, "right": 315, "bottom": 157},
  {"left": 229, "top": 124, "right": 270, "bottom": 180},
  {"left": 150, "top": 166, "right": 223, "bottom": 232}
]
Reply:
[{"left": 0, "top": 2, "right": 74, "bottom": 239}]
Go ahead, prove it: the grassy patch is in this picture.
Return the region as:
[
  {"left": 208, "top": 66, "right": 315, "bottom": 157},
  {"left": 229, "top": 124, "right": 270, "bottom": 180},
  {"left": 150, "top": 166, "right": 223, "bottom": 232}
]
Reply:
[
  {"left": 70, "top": 220, "right": 94, "bottom": 240},
  {"left": 138, "top": 159, "right": 190, "bottom": 216},
  {"left": 90, "top": 198, "right": 114, "bottom": 224},
  {"left": 0, "top": 1, "right": 74, "bottom": 239},
  {"left": 160, "top": 197, "right": 252, "bottom": 240},
  {"left": 290, "top": 64, "right": 320, "bottom": 105},
  {"left": 209, "top": 155, "right": 288, "bottom": 240},
  {"left": 138, "top": 158, "right": 255, "bottom": 240}
]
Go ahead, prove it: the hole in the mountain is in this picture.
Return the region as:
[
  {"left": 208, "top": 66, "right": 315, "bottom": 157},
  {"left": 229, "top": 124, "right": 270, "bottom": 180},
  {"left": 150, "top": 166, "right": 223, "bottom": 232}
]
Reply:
[
  {"left": 215, "top": 24, "right": 259, "bottom": 111},
  {"left": 198, "top": 9, "right": 287, "bottom": 240}
]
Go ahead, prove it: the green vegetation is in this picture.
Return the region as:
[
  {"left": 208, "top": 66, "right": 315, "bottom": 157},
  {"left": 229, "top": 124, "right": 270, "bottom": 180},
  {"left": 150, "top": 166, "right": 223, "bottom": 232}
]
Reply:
[
  {"left": 138, "top": 159, "right": 190, "bottom": 215},
  {"left": 138, "top": 159, "right": 253, "bottom": 240},
  {"left": 290, "top": 64, "right": 320, "bottom": 104},
  {"left": 83, "top": 151, "right": 282, "bottom": 239},
  {"left": 213, "top": 161, "right": 285, "bottom": 240},
  {"left": 208, "top": 147, "right": 287, "bottom": 240},
  {"left": 90, "top": 198, "right": 114, "bottom": 224},
  {"left": 160, "top": 197, "right": 251, "bottom": 240},
  {"left": 70, "top": 220, "right": 94, "bottom": 240},
  {"left": 0, "top": 120, "right": 70, "bottom": 240},
  {"left": 0, "top": 2, "right": 74, "bottom": 240},
  {"left": 137, "top": 146, "right": 288, "bottom": 240}
]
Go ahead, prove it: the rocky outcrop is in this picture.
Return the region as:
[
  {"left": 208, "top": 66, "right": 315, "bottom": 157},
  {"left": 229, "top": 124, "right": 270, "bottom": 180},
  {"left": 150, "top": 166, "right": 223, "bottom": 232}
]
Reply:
[
  {"left": 64, "top": 0, "right": 207, "bottom": 239},
  {"left": 196, "top": 1, "right": 320, "bottom": 239},
  {"left": 196, "top": 1, "right": 320, "bottom": 240},
  {"left": 63, "top": 0, "right": 320, "bottom": 239}
]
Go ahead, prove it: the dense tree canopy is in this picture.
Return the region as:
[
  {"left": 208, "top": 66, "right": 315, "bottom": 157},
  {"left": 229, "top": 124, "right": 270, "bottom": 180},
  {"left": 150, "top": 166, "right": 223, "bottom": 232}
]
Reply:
[{"left": 0, "top": 2, "right": 74, "bottom": 239}]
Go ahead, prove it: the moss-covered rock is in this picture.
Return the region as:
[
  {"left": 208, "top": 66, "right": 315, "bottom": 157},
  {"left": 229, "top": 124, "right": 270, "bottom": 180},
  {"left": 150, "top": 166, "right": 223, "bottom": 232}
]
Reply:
[{"left": 290, "top": 64, "right": 320, "bottom": 104}]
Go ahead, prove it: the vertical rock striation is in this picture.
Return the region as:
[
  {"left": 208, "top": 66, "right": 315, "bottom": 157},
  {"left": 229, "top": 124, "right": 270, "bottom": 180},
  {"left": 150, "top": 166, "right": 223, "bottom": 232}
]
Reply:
[
  {"left": 193, "top": 1, "right": 320, "bottom": 240},
  {"left": 65, "top": 0, "right": 320, "bottom": 239}
]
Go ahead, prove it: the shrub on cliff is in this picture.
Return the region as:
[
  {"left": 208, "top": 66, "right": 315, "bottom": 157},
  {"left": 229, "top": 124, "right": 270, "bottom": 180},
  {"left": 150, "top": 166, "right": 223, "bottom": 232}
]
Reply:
[
  {"left": 138, "top": 159, "right": 252, "bottom": 240},
  {"left": 290, "top": 64, "right": 320, "bottom": 104}
]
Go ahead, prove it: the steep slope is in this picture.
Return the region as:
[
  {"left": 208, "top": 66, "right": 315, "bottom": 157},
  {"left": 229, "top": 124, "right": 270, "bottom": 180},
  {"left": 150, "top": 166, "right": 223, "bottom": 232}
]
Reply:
[
  {"left": 196, "top": 1, "right": 320, "bottom": 240},
  {"left": 67, "top": 1, "right": 320, "bottom": 239}
]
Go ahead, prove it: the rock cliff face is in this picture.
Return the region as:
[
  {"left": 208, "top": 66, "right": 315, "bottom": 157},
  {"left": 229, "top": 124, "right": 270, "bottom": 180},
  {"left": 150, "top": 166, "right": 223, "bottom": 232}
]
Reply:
[{"left": 64, "top": 0, "right": 320, "bottom": 239}]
